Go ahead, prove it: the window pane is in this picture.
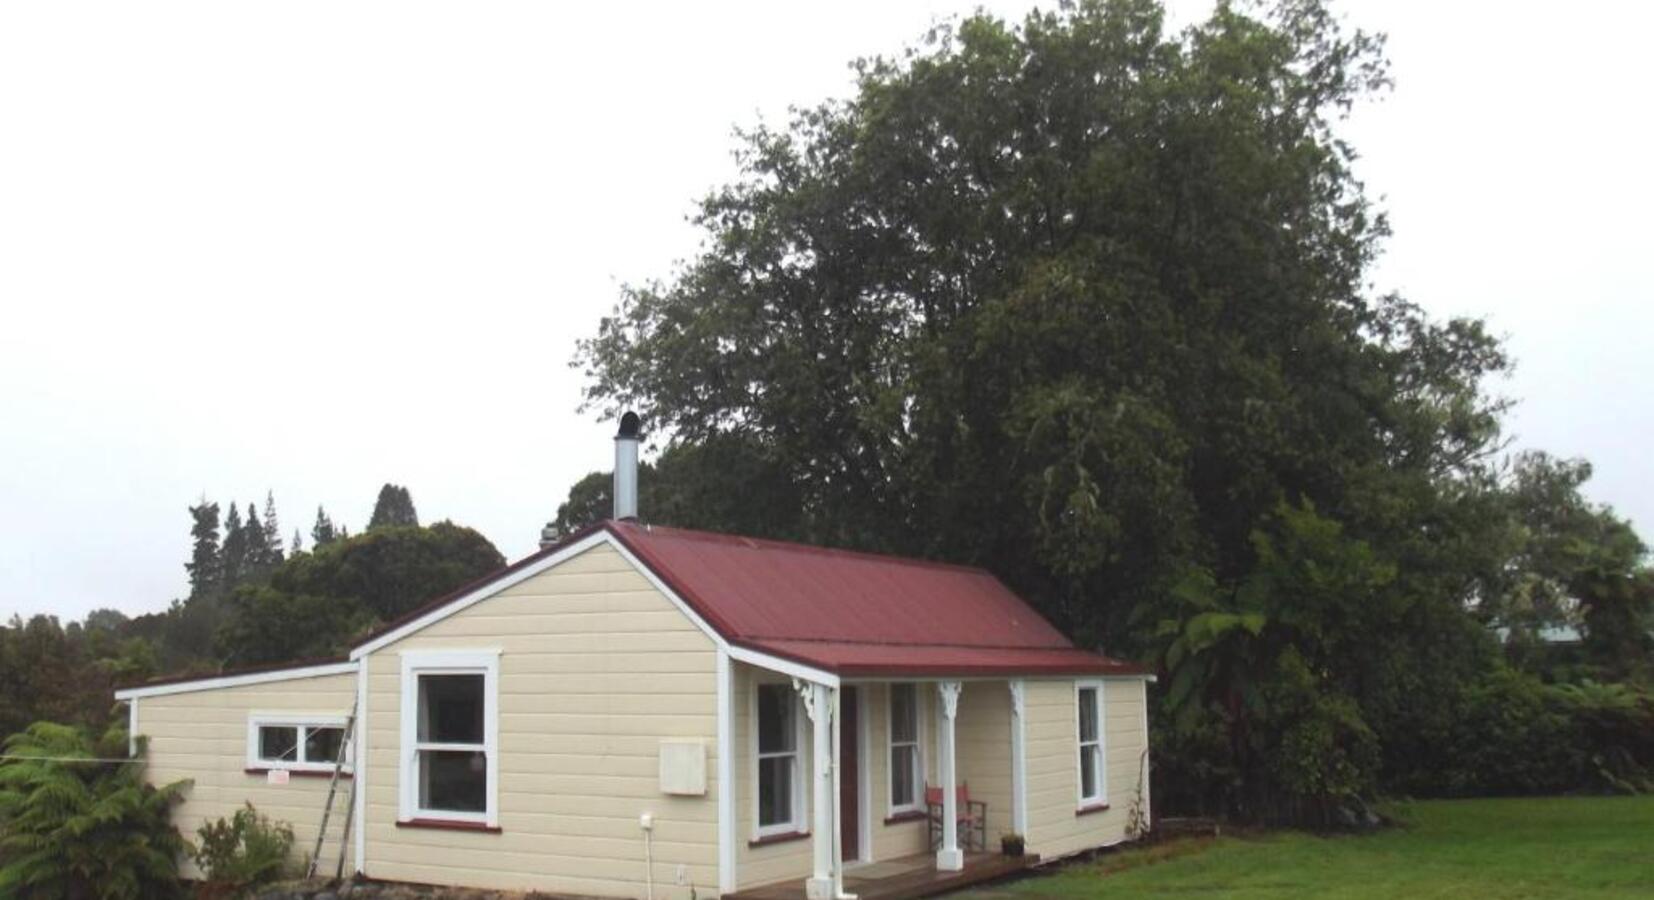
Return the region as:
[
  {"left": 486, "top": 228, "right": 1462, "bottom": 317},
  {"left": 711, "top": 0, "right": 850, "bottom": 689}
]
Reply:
[
  {"left": 758, "top": 755, "right": 793, "bottom": 827},
  {"left": 890, "top": 684, "right": 916, "bottom": 744},
  {"left": 1080, "top": 745, "right": 1099, "bottom": 799},
  {"left": 756, "top": 684, "right": 794, "bottom": 754},
  {"left": 891, "top": 744, "right": 915, "bottom": 807},
  {"left": 305, "top": 727, "right": 345, "bottom": 764},
  {"left": 259, "top": 726, "right": 298, "bottom": 762},
  {"left": 1078, "top": 688, "right": 1099, "bottom": 742},
  {"left": 419, "top": 674, "right": 484, "bottom": 744},
  {"left": 419, "top": 749, "right": 487, "bottom": 813}
]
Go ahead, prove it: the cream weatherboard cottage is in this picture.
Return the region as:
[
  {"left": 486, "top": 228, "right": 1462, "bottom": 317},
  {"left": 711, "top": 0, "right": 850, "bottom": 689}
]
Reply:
[{"left": 116, "top": 420, "right": 1153, "bottom": 898}]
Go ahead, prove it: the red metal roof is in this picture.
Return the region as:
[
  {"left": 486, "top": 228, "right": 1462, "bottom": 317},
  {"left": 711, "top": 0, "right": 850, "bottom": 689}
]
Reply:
[
  {"left": 606, "top": 521, "right": 1142, "bottom": 677},
  {"left": 125, "top": 520, "right": 1140, "bottom": 695}
]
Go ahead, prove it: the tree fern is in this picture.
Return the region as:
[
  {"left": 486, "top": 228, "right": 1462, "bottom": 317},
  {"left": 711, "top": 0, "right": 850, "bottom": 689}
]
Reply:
[{"left": 0, "top": 721, "right": 189, "bottom": 900}]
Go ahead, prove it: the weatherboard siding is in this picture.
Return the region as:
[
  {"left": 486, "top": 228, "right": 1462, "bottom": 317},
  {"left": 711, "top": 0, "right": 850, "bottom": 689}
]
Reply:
[
  {"left": 361, "top": 542, "right": 721, "bottom": 897},
  {"left": 140, "top": 672, "right": 357, "bottom": 879},
  {"left": 953, "top": 681, "right": 1015, "bottom": 843},
  {"left": 1023, "top": 678, "right": 1148, "bottom": 859}
]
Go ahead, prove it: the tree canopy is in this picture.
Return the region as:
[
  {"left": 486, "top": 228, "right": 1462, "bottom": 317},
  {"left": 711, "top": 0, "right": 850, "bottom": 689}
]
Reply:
[
  {"left": 216, "top": 521, "right": 504, "bottom": 665},
  {"left": 367, "top": 484, "right": 419, "bottom": 530},
  {"left": 573, "top": 0, "right": 1653, "bottom": 817}
]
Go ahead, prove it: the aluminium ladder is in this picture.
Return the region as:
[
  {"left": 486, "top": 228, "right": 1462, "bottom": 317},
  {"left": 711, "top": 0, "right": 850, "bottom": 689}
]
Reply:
[{"left": 307, "top": 698, "right": 359, "bottom": 880}]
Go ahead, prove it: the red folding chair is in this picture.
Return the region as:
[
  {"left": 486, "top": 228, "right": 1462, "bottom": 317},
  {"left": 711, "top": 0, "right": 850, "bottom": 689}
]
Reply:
[{"left": 925, "top": 783, "right": 987, "bottom": 852}]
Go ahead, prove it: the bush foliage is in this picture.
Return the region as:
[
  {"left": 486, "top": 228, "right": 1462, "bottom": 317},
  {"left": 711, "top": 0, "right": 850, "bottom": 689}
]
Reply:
[
  {"left": 192, "top": 803, "right": 296, "bottom": 898},
  {"left": 0, "top": 723, "right": 187, "bottom": 900}
]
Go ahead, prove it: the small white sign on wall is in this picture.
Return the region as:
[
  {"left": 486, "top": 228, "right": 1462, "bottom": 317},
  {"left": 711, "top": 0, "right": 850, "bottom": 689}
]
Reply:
[
  {"left": 266, "top": 769, "right": 290, "bottom": 785},
  {"left": 658, "top": 740, "right": 707, "bottom": 796}
]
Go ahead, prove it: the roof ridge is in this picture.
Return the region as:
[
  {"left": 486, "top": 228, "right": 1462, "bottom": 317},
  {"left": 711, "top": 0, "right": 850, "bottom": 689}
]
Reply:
[
  {"left": 748, "top": 636, "right": 1089, "bottom": 651},
  {"left": 610, "top": 519, "right": 996, "bottom": 576}
]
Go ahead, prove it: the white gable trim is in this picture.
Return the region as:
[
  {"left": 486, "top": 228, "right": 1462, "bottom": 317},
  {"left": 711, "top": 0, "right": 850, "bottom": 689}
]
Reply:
[
  {"left": 346, "top": 528, "right": 843, "bottom": 686},
  {"left": 350, "top": 530, "right": 614, "bottom": 660},
  {"left": 114, "top": 661, "right": 359, "bottom": 700}
]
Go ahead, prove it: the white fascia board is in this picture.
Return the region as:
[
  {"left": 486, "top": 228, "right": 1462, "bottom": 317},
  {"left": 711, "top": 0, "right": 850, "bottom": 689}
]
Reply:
[
  {"left": 725, "top": 644, "right": 838, "bottom": 688},
  {"left": 835, "top": 672, "right": 1151, "bottom": 685},
  {"left": 601, "top": 535, "right": 732, "bottom": 652},
  {"left": 114, "top": 661, "right": 359, "bottom": 700},
  {"left": 347, "top": 529, "right": 842, "bottom": 690},
  {"left": 350, "top": 530, "right": 614, "bottom": 660}
]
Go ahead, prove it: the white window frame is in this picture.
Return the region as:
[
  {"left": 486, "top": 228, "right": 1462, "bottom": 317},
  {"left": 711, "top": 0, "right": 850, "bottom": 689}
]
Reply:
[
  {"left": 398, "top": 649, "right": 500, "bottom": 827},
  {"left": 886, "top": 682, "right": 926, "bottom": 817},
  {"left": 749, "top": 677, "right": 809, "bottom": 840},
  {"left": 245, "top": 713, "right": 351, "bottom": 774},
  {"left": 1075, "top": 680, "right": 1107, "bottom": 809}
]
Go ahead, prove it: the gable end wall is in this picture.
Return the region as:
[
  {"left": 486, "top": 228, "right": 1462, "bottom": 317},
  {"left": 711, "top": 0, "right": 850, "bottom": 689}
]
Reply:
[{"left": 360, "top": 542, "right": 720, "bottom": 897}]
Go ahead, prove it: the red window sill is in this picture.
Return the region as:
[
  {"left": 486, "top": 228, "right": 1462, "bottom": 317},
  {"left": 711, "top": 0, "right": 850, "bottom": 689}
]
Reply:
[
  {"left": 1075, "top": 802, "right": 1111, "bottom": 817},
  {"left": 244, "top": 767, "right": 351, "bottom": 779},
  {"left": 883, "top": 810, "right": 927, "bottom": 825},
  {"left": 396, "top": 818, "right": 502, "bottom": 834},
  {"left": 748, "top": 830, "right": 810, "bottom": 848}
]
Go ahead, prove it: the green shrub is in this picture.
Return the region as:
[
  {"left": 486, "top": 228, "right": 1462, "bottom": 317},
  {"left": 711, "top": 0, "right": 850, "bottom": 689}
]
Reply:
[
  {"left": 1547, "top": 680, "right": 1654, "bottom": 793},
  {"left": 0, "top": 722, "right": 188, "bottom": 900},
  {"left": 1409, "top": 668, "right": 1654, "bottom": 796},
  {"left": 192, "top": 803, "right": 296, "bottom": 897}
]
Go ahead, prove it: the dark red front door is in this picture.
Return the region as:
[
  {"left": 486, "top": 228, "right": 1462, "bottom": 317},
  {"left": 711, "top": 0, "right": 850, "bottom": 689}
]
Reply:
[{"left": 839, "top": 686, "right": 860, "bottom": 860}]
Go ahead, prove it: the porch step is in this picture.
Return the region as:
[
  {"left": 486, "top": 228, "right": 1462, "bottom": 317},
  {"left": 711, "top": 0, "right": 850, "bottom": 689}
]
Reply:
[{"left": 725, "top": 852, "right": 1040, "bottom": 900}]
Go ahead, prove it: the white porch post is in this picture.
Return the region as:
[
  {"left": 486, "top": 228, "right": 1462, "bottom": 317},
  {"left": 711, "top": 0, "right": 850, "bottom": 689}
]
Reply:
[
  {"left": 802, "top": 680, "right": 834, "bottom": 899},
  {"left": 936, "top": 681, "right": 964, "bottom": 871},
  {"left": 1009, "top": 680, "right": 1028, "bottom": 837}
]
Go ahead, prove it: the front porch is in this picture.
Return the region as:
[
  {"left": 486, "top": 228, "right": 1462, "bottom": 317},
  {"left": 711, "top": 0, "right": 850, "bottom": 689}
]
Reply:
[
  {"left": 734, "top": 666, "right": 1032, "bottom": 898},
  {"left": 727, "top": 851, "right": 1041, "bottom": 900}
]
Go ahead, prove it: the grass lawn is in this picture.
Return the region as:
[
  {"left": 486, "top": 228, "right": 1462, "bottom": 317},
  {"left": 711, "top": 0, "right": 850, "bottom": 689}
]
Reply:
[{"left": 963, "top": 796, "right": 1654, "bottom": 899}]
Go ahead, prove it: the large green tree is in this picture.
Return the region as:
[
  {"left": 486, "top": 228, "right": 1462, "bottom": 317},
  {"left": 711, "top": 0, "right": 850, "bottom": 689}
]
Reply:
[
  {"left": 574, "top": 0, "right": 1537, "bottom": 816},
  {"left": 216, "top": 521, "right": 504, "bottom": 665}
]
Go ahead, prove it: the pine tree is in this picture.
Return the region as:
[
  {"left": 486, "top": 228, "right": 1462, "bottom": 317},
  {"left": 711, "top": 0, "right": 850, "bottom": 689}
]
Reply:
[
  {"left": 312, "top": 506, "right": 338, "bottom": 547},
  {"left": 220, "top": 503, "right": 247, "bottom": 590},
  {"left": 184, "top": 500, "right": 221, "bottom": 602},
  {"left": 367, "top": 484, "right": 419, "bottom": 530},
  {"left": 291, "top": 528, "right": 304, "bottom": 555},
  {"left": 262, "top": 490, "right": 284, "bottom": 562},
  {"left": 243, "top": 502, "right": 271, "bottom": 580}
]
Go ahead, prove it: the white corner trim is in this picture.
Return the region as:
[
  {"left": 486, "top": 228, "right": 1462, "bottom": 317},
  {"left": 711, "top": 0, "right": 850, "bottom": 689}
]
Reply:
[
  {"left": 1139, "top": 678, "right": 1152, "bottom": 833},
  {"left": 127, "top": 698, "right": 138, "bottom": 758},
  {"left": 397, "top": 649, "right": 501, "bottom": 827},
  {"left": 354, "top": 653, "right": 368, "bottom": 875},
  {"left": 114, "top": 660, "right": 359, "bottom": 700},
  {"left": 1009, "top": 680, "right": 1028, "bottom": 835},
  {"left": 716, "top": 650, "right": 737, "bottom": 893}
]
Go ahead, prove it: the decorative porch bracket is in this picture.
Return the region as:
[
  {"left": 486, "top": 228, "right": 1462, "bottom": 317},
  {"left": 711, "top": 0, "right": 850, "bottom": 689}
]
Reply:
[
  {"left": 795, "top": 678, "right": 836, "bottom": 899},
  {"left": 936, "top": 680, "right": 964, "bottom": 871}
]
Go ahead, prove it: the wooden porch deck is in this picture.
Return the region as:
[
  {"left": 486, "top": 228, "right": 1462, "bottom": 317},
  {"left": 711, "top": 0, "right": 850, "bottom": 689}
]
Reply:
[{"left": 725, "top": 852, "right": 1040, "bottom": 900}]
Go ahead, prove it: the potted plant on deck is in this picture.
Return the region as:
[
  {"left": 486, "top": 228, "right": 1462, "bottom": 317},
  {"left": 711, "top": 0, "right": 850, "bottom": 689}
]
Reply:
[{"left": 1001, "top": 831, "right": 1026, "bottom": 857}]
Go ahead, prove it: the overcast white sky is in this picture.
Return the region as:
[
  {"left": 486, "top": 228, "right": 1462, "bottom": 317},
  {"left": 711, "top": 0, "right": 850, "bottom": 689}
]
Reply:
[{"left": 2, "top": 1, "right": 1649, "bottom": 622}]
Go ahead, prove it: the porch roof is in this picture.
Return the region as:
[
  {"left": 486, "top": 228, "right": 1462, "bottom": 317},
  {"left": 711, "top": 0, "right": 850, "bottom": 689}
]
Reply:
[{"left": 609, "top": 520, "right": 1146, "bottom": 678}]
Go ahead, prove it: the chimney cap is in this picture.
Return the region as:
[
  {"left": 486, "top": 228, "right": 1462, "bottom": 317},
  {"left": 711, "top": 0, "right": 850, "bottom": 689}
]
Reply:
[{"left": 616, "top": 411, "right": 641, "bottom": 440}]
